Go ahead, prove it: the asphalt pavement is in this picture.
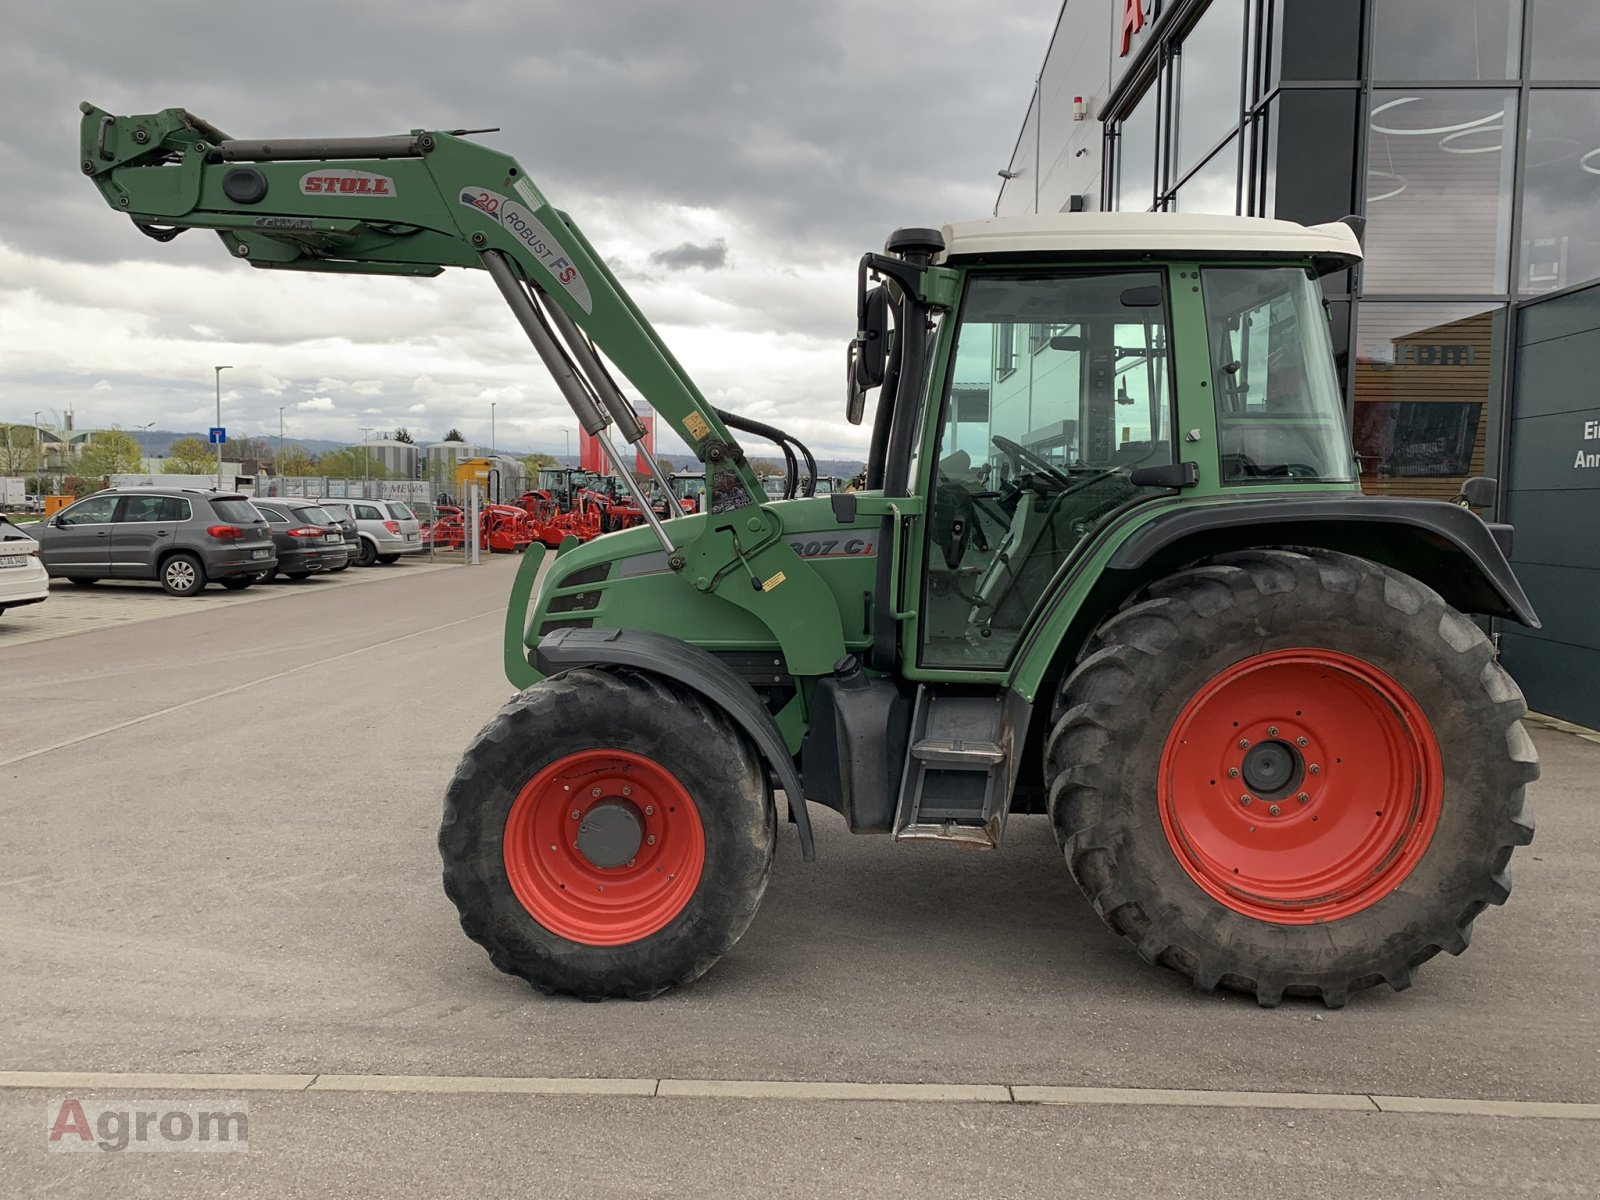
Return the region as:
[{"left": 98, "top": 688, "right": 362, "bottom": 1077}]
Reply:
[{"left": 1, "top": 555, "right": 1596, "bottom": 1197}]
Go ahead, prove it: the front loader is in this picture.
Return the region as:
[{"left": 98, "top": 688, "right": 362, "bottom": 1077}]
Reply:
[{"left": 80, "top": 105, "right": 1538, "bottom": 1007}]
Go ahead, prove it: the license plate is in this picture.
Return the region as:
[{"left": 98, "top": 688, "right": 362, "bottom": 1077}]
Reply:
[
  {"left": 405, "top": 533, "right": 418, "bottom": 541},
  {"left": 251, "top": 549, "right": 271, "bottom": 560},
  {"left": 0, "top": 554, "right": 26, "bottom": 569},
  {"left": 325, "top": 534, "right": 342, "bottom": 543}
]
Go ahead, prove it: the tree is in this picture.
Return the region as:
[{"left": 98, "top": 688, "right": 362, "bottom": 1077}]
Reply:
[
  {"left": 392, "top": 428, "right": 415, "bottom": 444},
  {"left": 275, "top": 445, "right": 316, "bottom": 476},
  {"left": 77, "top": 428, "right": 144, "bottom": 481},
  {"left": 229, "top": 435, "right": 272, "bottom": 463},
  {"left": 319, "top": 446, "right": 394, "bottom": 480},
  {"left": 163, "top": 436, "right": 217, "bottom": 474},
  {"left": 0, "top": 425, "right": 40, "bottom": 475},
  {"left": 748, "top": 458, "right": 785, "bottom": 479},
  {"left": 656, "top": 456, "right": 676, "bottom": 475},
  {"left": 522, "top": 452, "right": 558, "bottom": 472},
  {"left": 443, "top": 428, "right": 466, "bottom": 442}
]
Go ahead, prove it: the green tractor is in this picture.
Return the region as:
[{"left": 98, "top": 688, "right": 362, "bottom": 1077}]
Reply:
[{"left": 81, "top": 105, "right": 1538, "bottom": 1007}]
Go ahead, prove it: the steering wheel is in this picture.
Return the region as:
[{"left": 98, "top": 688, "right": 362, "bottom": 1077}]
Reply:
[{"left": 992, "top": 435, "right": 1075, "bottom": 489}]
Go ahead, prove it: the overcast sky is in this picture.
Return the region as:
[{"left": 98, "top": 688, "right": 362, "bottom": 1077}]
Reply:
[{"left": 0, "top": 1, "right": 1053, "bottom": 461}]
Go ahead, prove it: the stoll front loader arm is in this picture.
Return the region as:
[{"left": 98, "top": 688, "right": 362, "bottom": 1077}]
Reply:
[{"left": 79, "top": 103, "right": 845, "bottom": 853}]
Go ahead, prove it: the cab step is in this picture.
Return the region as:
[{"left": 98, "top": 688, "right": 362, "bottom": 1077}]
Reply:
[{"left": 892, "top": 687, "right": 1030, "bottom": 849}]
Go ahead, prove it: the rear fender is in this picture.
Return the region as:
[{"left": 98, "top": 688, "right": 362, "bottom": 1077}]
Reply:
[{"left": 535, "top": 627, "right": 815, "bottom": 861}]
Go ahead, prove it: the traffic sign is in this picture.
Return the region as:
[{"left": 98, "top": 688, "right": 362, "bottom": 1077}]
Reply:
[{"left": 209, "top": 427, "right": 226, "bottom": 445}]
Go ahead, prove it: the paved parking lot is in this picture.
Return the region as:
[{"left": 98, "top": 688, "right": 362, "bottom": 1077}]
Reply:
[
  {"left": 0, "top": 554, "right": 458, "bottom": 649},
  {"left": 0, "top": 558, "right": 1596, "bottom": 1197}
]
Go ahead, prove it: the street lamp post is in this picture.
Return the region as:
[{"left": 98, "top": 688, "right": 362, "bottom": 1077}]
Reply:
[
  {"left": 360, "top": 426, "right": 375, "bottom": 489},
  {"left": 561, "top": 427, "right": 570, "bottom": 464},
  {"left": 490, "top": 402, "right": 497, "bottom": 455},
  {"left": 278, "top": 407, "right": 286, "bottom": 472},
  {"left": 32, "top": 410, "right": 41, "bottom": 480},
  {"left": 213, "top": 365, "right": 233, "bottom": 490}
]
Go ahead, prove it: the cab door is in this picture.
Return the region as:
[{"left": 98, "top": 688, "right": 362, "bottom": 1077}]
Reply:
[
  {"left": 109, "top": 494, "right": 183, "bottom": 578},
  {"left": 40, "top": 493, "right": 119, "bottom": 575},
  {"left": 911, "top": 268, "right": 1179, "bottom": 674}
]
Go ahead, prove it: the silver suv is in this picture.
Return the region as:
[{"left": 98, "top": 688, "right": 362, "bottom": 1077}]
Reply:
[
  {"left": 318, "top": 498, "right": 424, "bottom": 567},
  {"left": 34, "top": 487, "right": 276, "bottom": 595}
]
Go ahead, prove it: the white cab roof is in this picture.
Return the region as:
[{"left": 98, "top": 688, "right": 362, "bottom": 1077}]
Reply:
[{"left": 936, "top": 213, "right": 1363, "bottom": 269}]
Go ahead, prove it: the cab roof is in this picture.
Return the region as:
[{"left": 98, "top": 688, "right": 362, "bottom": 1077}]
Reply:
[{"left": 936, "top": 213, "right": 1363, "bottom": 274}]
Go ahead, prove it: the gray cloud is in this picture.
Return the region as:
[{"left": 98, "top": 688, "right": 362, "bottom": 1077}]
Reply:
[
  {"left": 0, "top": 1, "right": 1053, "bottom": 458},
  {"left": 650, "top": 238, "right": 729, "bottom": 271}
]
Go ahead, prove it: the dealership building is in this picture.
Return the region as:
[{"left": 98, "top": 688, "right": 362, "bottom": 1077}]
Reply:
[{"left": 997, "top": 0, "right": 1600, "bottom": 725}]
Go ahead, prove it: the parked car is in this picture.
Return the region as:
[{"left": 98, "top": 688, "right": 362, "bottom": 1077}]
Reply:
[
  {"left": 317, "top": 498, "right": 424, "bottom": 566},
  {"left": 326, "top": 508, "right": 359, "bottom": 571},
  {"left": 248, "top": 499, "right": 351, "bottom": 581},
  {"left": 0, "top": 514, "right": 49, "bottom": 618},
  {"left": 33, "top": 488, "right": 275, "bottom": 596}
]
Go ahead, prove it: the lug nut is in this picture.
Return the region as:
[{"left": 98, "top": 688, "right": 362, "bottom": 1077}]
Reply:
[
  {"left": 1309, "top": 764, "right": 1321, "bottom": 775},
  {"left": 1269, "top": 804, "right": 1281, "bottom": 816},
  {"left": 622, "top": 786, "right": 632, "bottom": 797},
  {"left": 591, "top": 787, "right": 602, "bottom": 797},
  {"left": 646, "top": 835, "right": 656, "bottom": 845},
  {"left": 1267, "top": 726, "right": 1279, "bottom": 737},
  {"left": 645, "top": 805, "right": 654, "bottom": 816},
  {"left": 1297, "top": 792, "right": 1310, "bottom": 804},
  {"left": 1227, "top": 768, "right": 1240, "bottom": 779},
  {"left": 1239, "top": 795, "right": 1253, "bottom": 807},
  {"left": 1296, "top": 737, "right": 1308, "bottom": 748},
  {"left": 570, "top": 810, "right": 581, "bottom": 821},
  {"left": 1239, "top": 739, "right": 1251, "bottom": 749}
]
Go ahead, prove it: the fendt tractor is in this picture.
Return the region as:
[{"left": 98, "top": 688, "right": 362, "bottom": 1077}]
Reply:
[{"left": 81, "top": 106, "right": 1538, "bottom": 1007}]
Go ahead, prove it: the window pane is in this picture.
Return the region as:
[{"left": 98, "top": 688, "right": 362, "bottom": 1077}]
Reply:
[
  {"left": 1172, "top": 138, "right": 1239, "bottom": 214},
  {"left": 61, "top": 496, "right": 117, "bottom": 524},
  {"left": 1116, "top": 81, "right": 1158, "bottom": 212},
  {"left": 1175, "top": 0, "right": 1245, "bottom": 176},
  {"left": 1529, "top": 0, "right": 1600, "bottom": 79},
  {"left": 1519, "top": 90, "right": 1600, "bottom": 294},
  {"left": 1264, "top": 90, "right": 1359, "bottom": 225},
  {"left": 1371, "top": 0, "right": 1520, "bottom": 81},
  {"left": 1363, "top": 90, "right": 1516, "bottom": 293},
  {"left": 1270, "top": 0, "right": 1362, "bottom": 85},
  {"left": 117, "top": 495, "right": 181, "bottom": 523},
  {"left": 921, "top": 272, "right": 1175, "bottom": 668},
  {"left": 1352, "top": 303, "right": 1505, "bottom": 499},
  {"left": 1202, "top": 268, "right": 1356, "bottom": 484}
]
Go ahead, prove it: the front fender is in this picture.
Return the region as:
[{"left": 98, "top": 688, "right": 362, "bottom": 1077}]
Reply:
[{"left": 535, "top": 627, "right": 816, "bottom": 861}]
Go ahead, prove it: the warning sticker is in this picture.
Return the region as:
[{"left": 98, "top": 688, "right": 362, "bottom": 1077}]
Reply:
[{"left": 761, "top": 571, "right": 787, "bottom": 592}]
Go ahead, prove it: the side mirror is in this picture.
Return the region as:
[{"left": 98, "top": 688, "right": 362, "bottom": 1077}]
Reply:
[{"left": 846, "top": 285, "right": 891, "bottom": 425}]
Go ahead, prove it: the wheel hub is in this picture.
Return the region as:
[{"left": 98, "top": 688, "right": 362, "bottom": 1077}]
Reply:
[
  {"left": 1240, "top": 739, "right": 1302, "bottom": 796},
  {"left": 576, "top": 799, "right": 643, "bottom": 868}
]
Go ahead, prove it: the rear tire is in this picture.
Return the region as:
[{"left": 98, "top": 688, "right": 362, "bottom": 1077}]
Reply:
[
  {"left": 68, "top": 577, "right": 99, "bottom": 587},
  {"left": 219, "top": 578, "right": 253, "bottom": 591},
  {"left": 377, "top": 553, "right": 400, "bottom": 564},
  {"left": 285, "top": 571, "right": 311, "bottom": 580},
  {"left": 1047, "top": 548, "right": 1536, "bottom": 1007},
  {"left": 441, "top": 668, "right": 775, "bottom": 999},
  {"left": 159, "top": 553, "right": 206, "bottom": 597},
  {"left": 354, "top": 540, "right": 378, "bottom": 568}
]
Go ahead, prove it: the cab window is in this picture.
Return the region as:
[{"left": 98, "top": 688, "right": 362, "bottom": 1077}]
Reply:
[{"left": 920, "top": 270, "right": 1176, "bottom": 669}]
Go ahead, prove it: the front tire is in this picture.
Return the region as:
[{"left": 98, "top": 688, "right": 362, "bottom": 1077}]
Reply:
[
  {"left": 354, "top": 540, "right": 378, "bottom": 568},
  {"left": 377, "top": 553, "right": 400, "bottom": 565},
  {"left": 219, "top": 577, "right": 253, "bottom": 591},
  {"left": 1048, "top": 548, "right": 1536, "bottom": 1007},
  {"left": 441, "top": 668, "right": 775, "bottom": 999},
  {"left": 160, "top": 553, "right": 206, "bottom": 597}
]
